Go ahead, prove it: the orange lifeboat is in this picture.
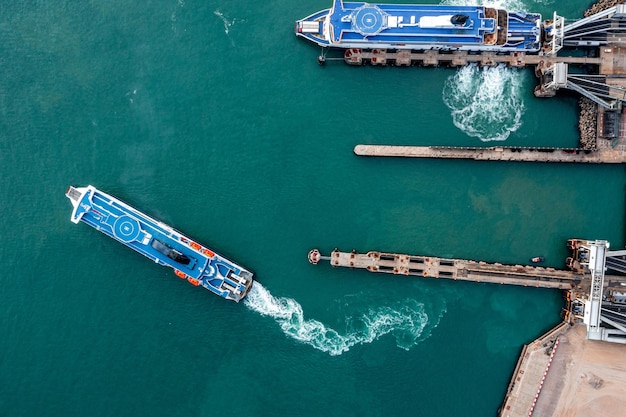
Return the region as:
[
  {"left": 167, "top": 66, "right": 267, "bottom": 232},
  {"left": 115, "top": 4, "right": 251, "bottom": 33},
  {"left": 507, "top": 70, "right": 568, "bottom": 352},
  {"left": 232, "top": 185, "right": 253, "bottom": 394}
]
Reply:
[
  {"left": 174, "top": 269, "right": 186, "bottom": 279},
  {"left": 203, "top": 248, "right": 215, "bottom": 257},
  {"left": 187, "top": 277, "right": 200, "bottom": 286},
  {"left": 190, "top": 242, "right": 201, "bottom": 250}
]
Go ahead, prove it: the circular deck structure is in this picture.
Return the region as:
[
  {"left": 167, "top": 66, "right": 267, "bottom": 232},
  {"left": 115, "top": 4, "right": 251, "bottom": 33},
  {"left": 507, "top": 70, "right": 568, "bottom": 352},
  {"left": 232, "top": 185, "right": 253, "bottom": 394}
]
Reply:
[
  {"left": 114, "top": 215, "right": 141, "bottom": 243},
  {"left": 308, "top": 249, "right": 321, "bottom": 265},
  {"left": 352, "top": 5, "right": 387, "bottom": 37}
]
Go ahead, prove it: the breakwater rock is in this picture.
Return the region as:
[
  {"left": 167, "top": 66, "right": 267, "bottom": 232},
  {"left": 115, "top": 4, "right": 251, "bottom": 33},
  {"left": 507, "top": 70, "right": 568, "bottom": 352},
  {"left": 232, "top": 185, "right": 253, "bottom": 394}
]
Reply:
[
  {"left": 579, "top": 97, "right": 598, "bottom": 150},
  {"left": 585, "top": 0, "right": 623, "bottom": 17}
]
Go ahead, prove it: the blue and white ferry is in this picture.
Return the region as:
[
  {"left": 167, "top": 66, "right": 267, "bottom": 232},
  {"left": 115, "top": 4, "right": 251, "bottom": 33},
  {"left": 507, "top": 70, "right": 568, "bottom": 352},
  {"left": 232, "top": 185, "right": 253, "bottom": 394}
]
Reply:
[
  {"left": 66, "top": 185, "right": 254, "bottom": 302},
  {"left": 296, "top": 0, "right": 542, "bottom": 52}
]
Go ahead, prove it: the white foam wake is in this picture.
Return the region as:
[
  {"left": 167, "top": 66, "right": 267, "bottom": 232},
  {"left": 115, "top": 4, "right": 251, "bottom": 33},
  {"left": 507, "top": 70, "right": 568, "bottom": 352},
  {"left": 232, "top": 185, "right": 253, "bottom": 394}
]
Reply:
[
  {"left": 442, "top": 64, "right": 526, "bottom": 142},
  {"left": 244, "top": 283, "right": 429, "bottom": 356},
  {"left": 439, "top": 0, "right": 527, "bottom": 10},
  {"left": 213, "top": 10, "right": 233, "bottom": 35},
  {"left": 170, "top": 0, "right": 185, "bottom": 34}
]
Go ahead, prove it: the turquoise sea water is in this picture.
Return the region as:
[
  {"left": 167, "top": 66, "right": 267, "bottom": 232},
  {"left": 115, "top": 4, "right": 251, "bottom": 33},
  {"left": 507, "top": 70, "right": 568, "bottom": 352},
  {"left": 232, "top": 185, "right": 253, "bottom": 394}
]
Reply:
[{"left": 2, "top": 0, "right": 625, "bottom": 416}]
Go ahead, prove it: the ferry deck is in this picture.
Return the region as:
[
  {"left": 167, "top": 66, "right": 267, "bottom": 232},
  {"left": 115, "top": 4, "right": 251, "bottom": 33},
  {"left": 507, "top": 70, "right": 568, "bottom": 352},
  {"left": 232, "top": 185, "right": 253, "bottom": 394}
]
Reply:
[
  {"left": 296, "top": 0, "right": 542, "bottom": 52},
  {"left": 67, "top": 185, "right": 253, "bottom": 302}
]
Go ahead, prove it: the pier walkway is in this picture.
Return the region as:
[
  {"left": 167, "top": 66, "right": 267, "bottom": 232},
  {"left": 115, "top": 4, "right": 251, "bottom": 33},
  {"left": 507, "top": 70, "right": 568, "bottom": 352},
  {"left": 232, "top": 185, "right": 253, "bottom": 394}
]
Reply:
[
  {"left": 353, "top": 143, "right": 626, "bottom": 163},
  {"left": 343, "top": 49, "right": 603, "bottom": 69}
]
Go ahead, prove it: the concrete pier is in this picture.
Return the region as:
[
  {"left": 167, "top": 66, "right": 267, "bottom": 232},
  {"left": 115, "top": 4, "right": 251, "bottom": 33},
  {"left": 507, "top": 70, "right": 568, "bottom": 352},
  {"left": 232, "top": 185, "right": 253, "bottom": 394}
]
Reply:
[
  {"left": 354, "top": 109, "right": 626, "bottom": 163},
  {"left": 353, "top": 143, "right": 626, "bottom": 163}
]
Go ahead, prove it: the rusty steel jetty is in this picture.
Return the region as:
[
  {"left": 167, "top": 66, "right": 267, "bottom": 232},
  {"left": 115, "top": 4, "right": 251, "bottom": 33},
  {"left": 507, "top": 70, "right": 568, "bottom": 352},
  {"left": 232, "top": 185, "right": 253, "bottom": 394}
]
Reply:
[
  {"left": 342, "top": 48, "right": 602, "bottom": 69},
  {"left": 308, "top": 240, "right": 626, "bottom": 417},
  {"left": 308, "top": 241, "right": 626, "bottom": 342},
  {"left": 308, "top": 248, "right": 579, "bottom": 289}
]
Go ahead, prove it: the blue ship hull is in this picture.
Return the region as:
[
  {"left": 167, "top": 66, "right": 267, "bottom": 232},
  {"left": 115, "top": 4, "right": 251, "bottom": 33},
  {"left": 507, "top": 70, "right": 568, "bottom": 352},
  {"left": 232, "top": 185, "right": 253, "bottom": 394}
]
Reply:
[
  {"left": 66, "top": 185, "right": 254, "bottom": 302},
  {"left": 296, "top": 0, "right": 542, "bottom": 52}
]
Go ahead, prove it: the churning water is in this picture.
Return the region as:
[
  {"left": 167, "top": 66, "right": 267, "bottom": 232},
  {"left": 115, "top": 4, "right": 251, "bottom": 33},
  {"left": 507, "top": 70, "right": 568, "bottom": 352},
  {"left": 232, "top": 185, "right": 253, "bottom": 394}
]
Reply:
[
  {"left": 244, "top": 282, "right": 435, "bottom": 355},
  {"left": 442, "top": 65, "right": 527, "bottom": 142}
]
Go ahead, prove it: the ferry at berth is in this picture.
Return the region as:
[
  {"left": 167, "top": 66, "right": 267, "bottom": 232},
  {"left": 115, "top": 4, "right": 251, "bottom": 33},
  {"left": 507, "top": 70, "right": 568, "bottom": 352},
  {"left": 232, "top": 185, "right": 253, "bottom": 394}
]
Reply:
[
  {"left": 66, "top": 185, "right": 254, "bottom": 302},
  {"left": 295, "top": 0, "right": 542, "bottom": 52}
]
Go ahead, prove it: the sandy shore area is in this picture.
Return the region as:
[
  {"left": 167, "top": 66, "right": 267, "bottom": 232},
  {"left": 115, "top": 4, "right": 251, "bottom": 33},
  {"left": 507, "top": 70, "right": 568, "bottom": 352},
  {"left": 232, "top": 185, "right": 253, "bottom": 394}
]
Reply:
[{"left": 533, "top": 324, "right": 626, "bottom": 416}]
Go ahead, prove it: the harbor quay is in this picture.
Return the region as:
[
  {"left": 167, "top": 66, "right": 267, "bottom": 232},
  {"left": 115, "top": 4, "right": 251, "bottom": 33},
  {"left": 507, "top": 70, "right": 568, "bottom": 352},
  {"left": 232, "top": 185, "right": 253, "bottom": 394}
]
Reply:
[
  {"left": 308, "top": 241, "right": 626, "bottom": 416},
  {"left": 498, "top": 322, "right": 568, "bottom": 417},
  {"left": 298, "top": 1, "right": 626, "bottom": 415},
  {"left": 499, "top": 321, "right": 626, "bottom": 417}
]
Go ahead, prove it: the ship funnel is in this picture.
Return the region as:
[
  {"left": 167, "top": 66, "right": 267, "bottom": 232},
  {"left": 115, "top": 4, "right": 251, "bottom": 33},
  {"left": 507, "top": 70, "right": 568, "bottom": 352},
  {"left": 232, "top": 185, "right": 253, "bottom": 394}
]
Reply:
[{"left": 451, "top": 14, "right": 469, "bottom": 26}]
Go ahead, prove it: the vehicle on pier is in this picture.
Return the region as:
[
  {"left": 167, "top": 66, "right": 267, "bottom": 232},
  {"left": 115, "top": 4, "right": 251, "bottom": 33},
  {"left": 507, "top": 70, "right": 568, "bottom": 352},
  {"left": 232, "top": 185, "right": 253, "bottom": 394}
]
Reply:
[
  {"left": 66, "top": 185, "right": 254, "bottom": 302},
  {"left": 295, "top": 0, "right": 542, "bottom": 52}
]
